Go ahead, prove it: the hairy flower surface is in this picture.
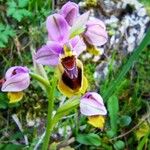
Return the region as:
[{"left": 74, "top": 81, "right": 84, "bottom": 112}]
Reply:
[{"left": 80, "top": 92, "right": 107, "bottom": 129}]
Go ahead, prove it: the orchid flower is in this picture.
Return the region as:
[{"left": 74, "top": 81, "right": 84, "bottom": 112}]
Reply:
[
  {"left": 57, "top": 46, "right": 88, "bottom": 97},
  {"left": 59, "top": 2, "right": 108, "bottom": 55},
  {"left": 1, "top": 66, "right": 30, "bottom": 103},
  {"left": 35, "top": 2, "right": 108, "bottom": 97},
  {"left": 35, "top": 13, "right": 88, "bottom": 97},
  {"left": 80, "top": 92, "right": 107, "bottom": 129}
]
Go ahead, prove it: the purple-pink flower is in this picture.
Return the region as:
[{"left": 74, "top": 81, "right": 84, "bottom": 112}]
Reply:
[
  {"left": 34, "top": 2, "right": 108, "bottom": 67},
  {"left": 35, "top": 13, "right": 86, "bottom": 66},
  {"left": 80, "top": 92, "right": 107, "bottom": 129},
  {"left": 80, "top": 92, "right": 107, "bottom": 116},
  {"left": 83, "top": 18, "right": 108, "bottom": 46},
  {"left": 1, "top": 66, "right": 30, "bottom": 92}
]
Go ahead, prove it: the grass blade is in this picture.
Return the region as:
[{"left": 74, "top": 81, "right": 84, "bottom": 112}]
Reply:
[{"left": 102, "top": 28, "right": 150, "bottom": 101}]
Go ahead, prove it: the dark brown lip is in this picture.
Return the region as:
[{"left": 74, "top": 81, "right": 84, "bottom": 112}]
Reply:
[
  {"left": 62, "top": 67, "right": 82, "bottom": 90},
  {"left": 61, "top": 55, "right": 76, "bottom": 70}
]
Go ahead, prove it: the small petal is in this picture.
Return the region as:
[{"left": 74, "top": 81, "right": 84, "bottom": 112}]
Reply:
[
  {"left": 2, "top": 73, "right": 30, "bottom": 92},
  {"left": 70, "top": 11, "right": 90, "bottom": 38},
  {"left": 35, "top": 44, "right": 62, "bottom": 66},
  {"left": 80, "top": 92, "right": 107, "bottom": 116},
  {"left": 88, "top": 115, "right": 105, "bottom": 129},
  {"left": 84, "top": 19, "right": 108, "bottom": 46},
  {"left": 69, "top": 36, "right": 86, "bottom": 56},
  {"left": 87, "top": 18, "right": 106, "bottom": 30},
  {"left": 8, "top": 92, "right": 24, "bottom": 103},
  {"left": 5, "top": 66, "right": 28, "bottom": 79},
  {"left": 60, "top": 1, "right": 79, "bottom": 26},
  {"left": 46, "top": 14, "right": 69, "bottom": 43}
]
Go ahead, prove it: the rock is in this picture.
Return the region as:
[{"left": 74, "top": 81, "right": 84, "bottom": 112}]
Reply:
[{"left": 137, "top": 7, "right": 147, "bottom": 17}]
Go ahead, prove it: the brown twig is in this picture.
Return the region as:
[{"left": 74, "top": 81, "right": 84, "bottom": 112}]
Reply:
[
  {"left": 56, "top": 137, "right": 75, "bottom": 150},
  {"left": 0, "top": 5, "right": 6, "bottom": 12},
  {"left": 110, "top": 113, "right": 150, "bottom": 141}
]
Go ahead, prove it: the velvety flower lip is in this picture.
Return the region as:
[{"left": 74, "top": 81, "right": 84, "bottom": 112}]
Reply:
[
  {"left": 1, "top": 66, "right": 30, "bottom": 92},
  {"left": 58, "top": 59, "right": 88, "bottom": 98},
  {"left": 59, "top": 1, "right": 79, "bottom": 26},
  {"left": 80, "top": 92, "right": 107, "bottom": 116},
  {"left": 46, "top": 14, "right": 69, "bottom": 43}
]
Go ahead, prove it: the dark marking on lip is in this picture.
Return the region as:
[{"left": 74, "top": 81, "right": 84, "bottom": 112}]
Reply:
[
  {"left": 61, "top": 55, "right": 76, "bottom": 70},
  {"left": 62, "top": 67, "right": 82, "bottom": 90}
]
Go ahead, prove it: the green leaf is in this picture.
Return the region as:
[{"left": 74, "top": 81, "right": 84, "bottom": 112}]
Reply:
[
  {"left": 137, "top": 132, "right": 150, "bottom": 150},
  {"left": 7, "top": 1, "right": 17, "bottom": 8},
  {"left": 76, "top": 133, "right": 101, "bottom": 146},
  {"left": 9, "top": 131, "right": 23, "bottom": 140},
  {"left": 0, "top": 144, "right": 24, "bottom": 150},
  {"left": 119, "top": 115, "right": 132, "bottom": 127},
  {"left": 7, "top": 0, "right": 32, "bottom": 22},
  {"left": 0, "top": 93, "right": 8, "bottom": 109},
  {"left": 52, "top": 98, "right": 80, "bottom": 128},
  {"left": 18, "top": 0, "right": 29, "bottom": 8},
  {"left": 106, "top": 130, "right": 116, "bottom": 138},
  {"left": 7, "top": 7, "right": 16, "bottom": 16},
  {"left": 114, "top": 140, "right": 125, "bottom": 150},
  {"left": 107, "top": 95, "right": 119, "bottom": 135},
  {"left": 103, "top": 28, "right": 150, "bottom": 101},
  {"left": 0, "top": 24, "right": 16, "bottom": 48}
]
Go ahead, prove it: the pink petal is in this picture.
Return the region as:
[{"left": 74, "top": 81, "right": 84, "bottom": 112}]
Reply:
[
  {"left": 84, "top": 26, "right": 108, "bottom": 46},
  {"left": 35, "top": 44, "right": 62, "bottom": 66},
  {"left": 70, "top": 11, "right": 90, "bottom": 37},
  {"left": 46, "top": 14, "right": 69, "bottom": 44},
  {"left": 87, "top": 18, "right": 106, "bottom": 30},
  {"left": 84, "top": 20, "right": 108, "bottom": 46},
  {"left": 80, "top": 92, "right": 107, "bottom": 116},
  {"left": 69, "top": 36, "right": 86, "bottom": 56},
  {"left": 2, "top": 73, "right": 30, "bottom": 92},
  {"left": 60, "top": 1, "right": 79, "bottom": 26},
  {"left": 5, "top": 66, "right": 28, "bottom": 79}
]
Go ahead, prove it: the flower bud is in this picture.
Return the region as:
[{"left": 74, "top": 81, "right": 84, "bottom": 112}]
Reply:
[
  {"left": 80, "top": 92, "right": 107, "bottom": 116},
  {"left": 84, "top": 18, "right": 108, "bottom": 46},
  {"left": 1, "top": 66, "right": 30, "bottom": 92}
]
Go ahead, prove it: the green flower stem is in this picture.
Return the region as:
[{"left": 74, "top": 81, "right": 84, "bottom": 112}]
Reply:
[
  {"left": 42, "top": 74, "right": 57, "bottom": 150},
  {"left": 30, "top": 72, "right": 50, "bottom": 89},
  {"left": 30, "top": 71, "right": 58, "bottom": 149}
]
